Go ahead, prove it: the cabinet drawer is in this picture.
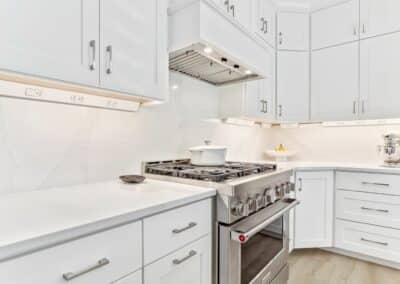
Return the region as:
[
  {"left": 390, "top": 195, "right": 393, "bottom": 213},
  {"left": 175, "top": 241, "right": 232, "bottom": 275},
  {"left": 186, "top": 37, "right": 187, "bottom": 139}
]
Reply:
[
  {"left": 144, "top": 199, "right": 211, "bottom": 264},
  {"left": 335, "top": 219, "right": 400, "bottom": 263},
  {"left": 0, "top": 221, "right": 142, "bottom": 284},
  {"left": 336, "top": 190, "right": 400, "bottom": 229},
  {"left": 112, "top": 269, "right": 142, "bottom": 284},
  {"left": 336, "top": 171, "right": 400, "bottom": 195},
  {"left": 144, "top": 234, "right": 211, "bottom": 284}
]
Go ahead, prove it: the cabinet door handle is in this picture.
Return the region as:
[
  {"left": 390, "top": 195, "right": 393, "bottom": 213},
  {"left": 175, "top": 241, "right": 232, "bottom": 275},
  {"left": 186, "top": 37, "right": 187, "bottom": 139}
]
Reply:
[
  {"left": 89, "top": 40, "right": 96, "bottom": 71},
  {"left": 360, "top": 238, "right": 388, "bottom": 246},
  {"left": 264, "top": 20, "right": 268, "bottom": 34},
  {"left": 172, "top": 222, "right": 197, "bottom": 234},
  {"left": 352, "top": 101, "right": 357, "bottom": 114},
  {"left": 260, "top": 18, "right": 265, "bottom": 32},
  {"left": 106, "top": 45, "right": 113, "bottom": 74},
  {"left": 173, "top": 250, "right": 197, "bottom": 265},
  {"left": 230, "top": 4, "right": 235, "bottom": 17},
  {"left": 361, "top": 182, "right": 390, "bottom": 187},
  {"left": 362, "top": 24, "right": 366, "bottom": 34},
  {"left": 361, "top": 100, "right": 366, "bottom": 114},
  {"left": 62, "top": 258, "right": 110, "bottom": 281},
  {"left": 353, "top": 26, "right": 357, "bottom": 36},
  {"left": 360, "top": 206, "right": 389, "bottom": 213},
  {"left": 298, "top": 178, "right": 303, "bottom": 192},
  {"left": 264, "top": 100, "right": 268, "bottom": 113},
  {"left": 224, "top": 0, "right": 230, "bottom": 13},
  {"left": 279, "top": 32, "right": 283, "bottom": 45},
  {"left": 278, "top": 105, "right": 283, "bottom": 117}
]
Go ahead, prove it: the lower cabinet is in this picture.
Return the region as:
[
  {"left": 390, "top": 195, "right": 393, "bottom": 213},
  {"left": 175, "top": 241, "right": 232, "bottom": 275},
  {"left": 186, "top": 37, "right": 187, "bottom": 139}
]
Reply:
[
  {"left": 144, "top": 235, "right": 212, "bottom": 284},
  {"left": 294, "top": 171, "right": 334, "bottom": 249}
]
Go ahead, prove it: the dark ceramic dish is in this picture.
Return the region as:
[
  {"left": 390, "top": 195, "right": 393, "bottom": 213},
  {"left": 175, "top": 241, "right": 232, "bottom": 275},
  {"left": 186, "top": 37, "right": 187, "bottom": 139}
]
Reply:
[{"left": 119, "top": 175, "right": 146, "bottom": 184}]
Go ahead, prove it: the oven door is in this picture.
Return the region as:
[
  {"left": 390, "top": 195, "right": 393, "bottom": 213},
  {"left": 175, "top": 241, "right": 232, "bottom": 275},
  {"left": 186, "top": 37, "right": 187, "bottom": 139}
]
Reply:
[{"left": 219, "top": 198, "right": 299, "bottom": 284}]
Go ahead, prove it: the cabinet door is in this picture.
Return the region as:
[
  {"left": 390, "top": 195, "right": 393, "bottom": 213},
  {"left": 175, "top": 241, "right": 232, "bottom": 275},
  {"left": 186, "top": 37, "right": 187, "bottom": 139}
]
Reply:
[
  {"left": 311, "top": 0, "right": 359, "bottom": 50},
  {"left": 244, "top": 79, "right": 275, "bottom": 121},
  {"left": 0, "top": 0, "right": 99, "bottom": 86},
  {"left": 254, "top": 0, "right": 276, "bottom": 47},
  {"left": 229, "top": 0, "right": 252, "bottom": 30},
  {"left": 360, "top": 33, "right": 400, "bottom": 119},
  {"left": 100, "top": 0, "right": 167, "bottom": 100},
  {"left": 294, "top": 171, "right": 334, "bottom": 249},
  {"left": 144, "top": 235, "right": 211, "bottom": 284},
  {"left": 360, "top": 0, "right": 400, "bottom": 39},
  {"left": 277, "top": 51, "right": 309, "bottom": 122},
  {"left": 278, "top": 12, "right": 309, "bottom": 51},
  {"left": 311, "top": 42, "right": 359, "bottom": 121}
]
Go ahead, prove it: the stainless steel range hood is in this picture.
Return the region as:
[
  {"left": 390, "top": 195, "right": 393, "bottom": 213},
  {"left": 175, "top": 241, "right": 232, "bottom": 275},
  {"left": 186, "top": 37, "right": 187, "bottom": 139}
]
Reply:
[
  {"left": 168, "top": 0, "right": 271, "bottom": 86},
  {"left": 169, "top": 43, "right": 261, "bottom": 86}
]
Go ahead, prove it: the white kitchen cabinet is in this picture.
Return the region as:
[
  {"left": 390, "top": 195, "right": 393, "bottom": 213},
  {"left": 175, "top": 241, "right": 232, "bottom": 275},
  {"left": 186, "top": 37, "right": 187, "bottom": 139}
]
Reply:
[
  {"left": 216, "top": 0, "right": 252, "bottom": 30},
  {"left": 100, "top": 0, "right": 168, "bottom": 100},
  {"left": 144, "top": 235, "right": 211, "bottom": 284},
  {"left": 113, "top": 270, "right": 142, "bottom": 284},
  {"left": 311, "top": 42, "right": 359, "bottom": 121},
  {"left": 277, "top": 51, "right": 309, "bottom": 122},
  {"left": 0, "top": 0, "right": 99, "bottom": 87},
  {"left": 311, "top": 0, "right": 359, "bottom": 50},
  {"left": 0, "top": 221, "right": 142, "bottom": 284},
  {"left": 278, "top": 12, "right": 309, "bottom": 51},
  {"left": 253, "top": 0, "right": 276, "bottom": 47},
  {"left": 294, "top": 171, "right": 334, "bottom": 249},
  {"left": 360, "top": 0, "right": 400, "bottom": 39},
  {"left": 360, "top": 32, "right": 400, "bottom": 119}
]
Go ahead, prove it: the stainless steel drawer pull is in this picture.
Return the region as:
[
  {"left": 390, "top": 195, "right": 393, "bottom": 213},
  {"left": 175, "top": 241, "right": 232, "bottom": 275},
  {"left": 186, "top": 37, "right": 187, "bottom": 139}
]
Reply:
[
  {"left": 172, "top": 222, "right": 197, "bottom": 234},
  {"left": 360, "top": 238, "right": 388, "bottom": 246},
  {"left": 106, "top": 45, "right": 113, "bottom": 74},
  {"left": 89, "top": 40, "right": 96, "bottom": 71},
  {"left": 173, "top": 250, "right": 197, "bottom": 265},
  {"left": 360, "top": 206, "right": 389, "bottom": 213},
  {"left": 361, "top": 182, "right": 390, "bottom": 187},
  {"left": 62, "top": 258, "right": 110, "bottom": 281}
]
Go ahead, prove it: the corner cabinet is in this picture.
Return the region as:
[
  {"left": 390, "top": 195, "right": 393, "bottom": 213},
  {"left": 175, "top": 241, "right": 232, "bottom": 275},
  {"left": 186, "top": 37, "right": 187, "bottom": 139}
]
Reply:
[
  {"left": 277, "top": 12, "right": 309, "bottom": 51},
  {"left": 0, "top": 0, "right": 168, "bottom": 101},
  {"left": 294, "top": 171, "right": 334, "bottom": 249}
]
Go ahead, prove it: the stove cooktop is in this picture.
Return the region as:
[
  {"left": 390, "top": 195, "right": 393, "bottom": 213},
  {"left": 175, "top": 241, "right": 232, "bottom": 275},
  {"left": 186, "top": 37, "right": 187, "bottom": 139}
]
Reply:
[{"left": 144, "top": 159, "right": 277, "bottom": 183}]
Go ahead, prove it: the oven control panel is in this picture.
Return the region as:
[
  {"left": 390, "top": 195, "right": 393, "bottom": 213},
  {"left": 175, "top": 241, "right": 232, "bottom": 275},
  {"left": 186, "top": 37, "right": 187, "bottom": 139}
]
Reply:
[{"left": 231, "top": 181, "right": 294, "bottom": 217}]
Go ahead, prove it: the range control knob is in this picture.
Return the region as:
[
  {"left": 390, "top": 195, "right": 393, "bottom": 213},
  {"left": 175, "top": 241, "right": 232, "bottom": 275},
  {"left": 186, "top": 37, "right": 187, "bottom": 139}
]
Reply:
[
  {"left": 246, "top": 197, "right": 257, "bottom": 214},
  {"left": 231, "top": 201, "right": 244, "bottom": 217},
  {"left": 265, "top": 188, "right": 276, "bottom": 204},
  {"left": 275, "top": 185, "right": 282, "bottom": 199},
  {"left": 255, "top": 194, "right": 265, "bottom": 211}
]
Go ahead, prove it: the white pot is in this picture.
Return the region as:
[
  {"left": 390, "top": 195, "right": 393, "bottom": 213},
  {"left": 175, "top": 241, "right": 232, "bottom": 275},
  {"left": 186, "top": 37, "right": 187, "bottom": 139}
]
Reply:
[{"left": 189, "top": 141, "right": 227, "bottom": 166}]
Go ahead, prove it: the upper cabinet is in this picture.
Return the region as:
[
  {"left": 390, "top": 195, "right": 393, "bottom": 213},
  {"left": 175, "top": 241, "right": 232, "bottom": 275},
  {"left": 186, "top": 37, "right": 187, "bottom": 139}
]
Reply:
[
  {"left": 360, "top": 0, "right": 400, "bottom": 39},
  {"left": 360, "top": 32, "right": 400, "bottom": 119},
  {"left": 311, "top": 42, "right": 359, "bottom": 121},
  {"left": 277, "top": 51, "right": 309, "bottom": 122},
  {"left": 311, "top": 0, "right": 359, "bottom": 50},
  {"left": 100, "top": 0, "right": 168, "bottom": 100},
  {"left": 277, "top": 12, "right": 309, "bottom": 51},
  {"left": 0, "top": 0, "right": 168, "bottom": 101},
  {"left": 217, "top": 0, "right": 252, "bottom": 30},
  {"left": 253, "top": 0, "right": 276, "bottom": 47},
  {"left": 0, "top": 0, "right": 99, "bottom": 87}
]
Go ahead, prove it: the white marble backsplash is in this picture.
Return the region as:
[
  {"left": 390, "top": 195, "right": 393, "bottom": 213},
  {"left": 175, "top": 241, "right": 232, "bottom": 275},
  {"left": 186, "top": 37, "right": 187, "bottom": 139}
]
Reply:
[{"left": 0, "top": 73, "right": 269, "bottom": 195}]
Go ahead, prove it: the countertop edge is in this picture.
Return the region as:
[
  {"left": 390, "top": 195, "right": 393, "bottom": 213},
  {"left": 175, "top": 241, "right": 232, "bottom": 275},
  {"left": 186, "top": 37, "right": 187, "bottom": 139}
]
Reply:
[{"left": 0, "top": 190, "right": 216, "bottom": 263}]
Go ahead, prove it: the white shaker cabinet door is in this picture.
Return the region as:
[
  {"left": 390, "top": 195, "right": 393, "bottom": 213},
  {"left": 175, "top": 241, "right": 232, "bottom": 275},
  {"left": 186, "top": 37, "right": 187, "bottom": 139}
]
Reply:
[
  {"left": 311, "top": 42, "right": 359, "bottom": 121},
  {"left": 144, "top": 235, "right": 211, "bottom": 284},
  {"left": 100, "top": 0, "right": 168, "bottom": 100},
  {"left": 0, "top": 0, "right": 99, "bottom": 86},
  {"left": 229, "top": 0, "right": 252, "bottom": 30},
  {"left": 311, "top": 0, "right": 359, "bottom": 50},
  {"left": 277, "top": 51, "right": 309, "bottom": 122},
  {"left": 277, "top": 12, "right": 309, "bottom": 51},
  {"left": 294, "top": 171, "right": 334, "bottom": 249},
  {"left": 360, "top": 32, "right": 400, "bottom": 119},
  {"left": 253, "top": 0, "right": 276, "bottom": 47},
  {"left": 360, "top": 0, "right": 400, "bottom": 39}
]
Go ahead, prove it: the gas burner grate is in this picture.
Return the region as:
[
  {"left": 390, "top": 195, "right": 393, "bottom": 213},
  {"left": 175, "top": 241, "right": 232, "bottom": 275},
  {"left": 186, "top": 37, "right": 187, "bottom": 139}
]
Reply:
[{"left": 144, "top": 159, "right": 277, "bottom": 183}]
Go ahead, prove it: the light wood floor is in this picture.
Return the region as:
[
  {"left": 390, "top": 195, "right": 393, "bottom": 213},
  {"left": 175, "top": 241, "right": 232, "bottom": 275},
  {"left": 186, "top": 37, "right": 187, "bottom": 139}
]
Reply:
[{"left": 288, "top": 249, "right": 400, "bottom": 284}]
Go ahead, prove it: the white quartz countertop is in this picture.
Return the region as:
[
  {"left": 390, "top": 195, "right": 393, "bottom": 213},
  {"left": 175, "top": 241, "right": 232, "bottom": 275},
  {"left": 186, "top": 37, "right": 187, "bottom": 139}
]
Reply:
[
  {"left": 0, "top": 179, "right": 216, "bottom": 262},
  {"left": 272, "top": 161, "right": 400, "bottom": 174}
]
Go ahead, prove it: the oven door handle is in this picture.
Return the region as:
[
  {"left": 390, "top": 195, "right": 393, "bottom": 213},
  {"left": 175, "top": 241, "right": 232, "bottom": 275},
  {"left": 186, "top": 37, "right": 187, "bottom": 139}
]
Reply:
[{"left": 231, "top": 200, "right": 299, "bottom": 243}]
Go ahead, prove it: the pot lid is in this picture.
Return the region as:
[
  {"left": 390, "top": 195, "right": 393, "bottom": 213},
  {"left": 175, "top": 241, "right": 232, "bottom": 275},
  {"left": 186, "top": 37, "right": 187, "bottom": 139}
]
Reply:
[{"left": 189, "top": 140, "right": 227, "bottom": 151}]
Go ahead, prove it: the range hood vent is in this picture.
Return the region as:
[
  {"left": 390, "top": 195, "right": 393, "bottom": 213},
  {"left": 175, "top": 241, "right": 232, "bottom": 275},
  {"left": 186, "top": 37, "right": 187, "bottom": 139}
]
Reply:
[{"left": 169, "top": 44, "right": 260, "bottom": 86}]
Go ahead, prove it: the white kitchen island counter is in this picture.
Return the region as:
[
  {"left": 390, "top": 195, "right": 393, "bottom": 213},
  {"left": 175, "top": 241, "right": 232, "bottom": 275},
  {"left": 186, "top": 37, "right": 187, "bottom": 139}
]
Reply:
[{"left": 0, "top": 179, "right": 216, "bottom": 262}]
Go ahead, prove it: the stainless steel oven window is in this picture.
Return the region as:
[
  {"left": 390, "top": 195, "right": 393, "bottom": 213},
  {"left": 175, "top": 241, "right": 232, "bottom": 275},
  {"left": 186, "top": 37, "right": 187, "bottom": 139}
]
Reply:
[{"left": 241, "top": 217, "right": 284, "bottom": 284}]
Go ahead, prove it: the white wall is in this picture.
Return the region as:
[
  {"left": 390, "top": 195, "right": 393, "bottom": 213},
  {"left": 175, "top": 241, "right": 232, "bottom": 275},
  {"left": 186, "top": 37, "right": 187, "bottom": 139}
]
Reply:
[
  {"left": 266, "top": 124, "right": 400, "bottom": 164},
  {"left": 0, "top": 73, "right": 270, "bottom": 195}
]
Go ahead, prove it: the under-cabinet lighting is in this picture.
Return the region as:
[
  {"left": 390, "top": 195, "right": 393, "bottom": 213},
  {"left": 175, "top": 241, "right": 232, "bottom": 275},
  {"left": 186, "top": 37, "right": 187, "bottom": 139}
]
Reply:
[
  {"left": 224, "top": 118, "right": 256, "bottom": 127},
  {"left": 245, "top": 70, "right": 252, "bottom": 75},
  {"left": 260, "top": 122, "right": 272, "bottom": 128},
  {"left": 280, "top": 123, "right": 300, "bottom": 129},
  {"left": 203, "top": 47, "right": 213, "bottom": 54},
  {"left": 171, "top": 84, "right": 179, "bottom": 90}
]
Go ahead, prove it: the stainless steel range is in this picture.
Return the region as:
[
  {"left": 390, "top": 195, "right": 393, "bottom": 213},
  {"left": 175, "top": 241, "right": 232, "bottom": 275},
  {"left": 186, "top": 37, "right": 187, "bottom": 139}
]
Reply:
[{"left": 144, "top": 159, "right": 299, "bottom": 284}]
